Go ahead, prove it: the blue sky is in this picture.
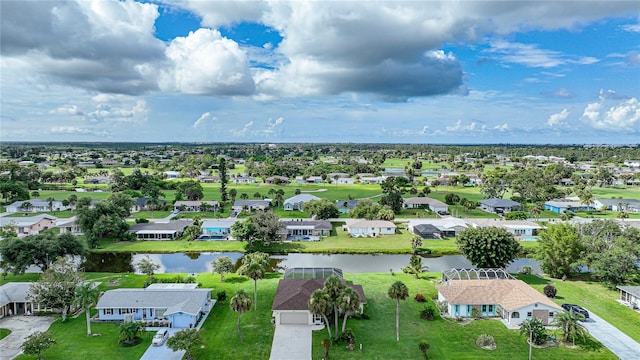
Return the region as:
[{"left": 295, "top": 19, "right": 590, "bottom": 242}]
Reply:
[{"left": 1, "top": 0, "right": 639, "bottom": 144}]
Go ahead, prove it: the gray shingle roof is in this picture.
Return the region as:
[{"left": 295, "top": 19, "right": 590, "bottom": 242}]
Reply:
[
  {"left": 0, "top": 282, "right": 33, "bottom": 307},
  {"left": 96, "top": 288, "right": 211, "bottom": 316},
  {"left": 128, "top": 220, "right": 194, "bottom": 232},
  {"left": 479, "top": 198, "right": 521, "bottom": 207}
]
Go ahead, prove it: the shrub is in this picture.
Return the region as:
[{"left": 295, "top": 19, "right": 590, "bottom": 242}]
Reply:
[
  {"left": 419, "top": 340, "right": 430, "bottom": 359},
  {"left": 520, "top": 318, "right": 548, "bottom": 345},
  {"left": 476, "top": 334, "right": 496, "bottom": 349},
  {"left": 335, "top": 328, "right": 356, "bottom": 345},
  {"left": 520, "top": 265, "right": 532, "bottom": 275},
  {"left": 543, "top": 284, "right": 557, "bottom": 298},
  {"left": 420, "top": 306, "right": 436, "bottom": 321},
  {"left": 414, "top": 293, "right": 426, "bottom": 302},
  {"left": 135, "top": 218, "right": 149, "bottom": 224},
  {"left": 216, "top": 290, "right": 227, "bottom": 302}
]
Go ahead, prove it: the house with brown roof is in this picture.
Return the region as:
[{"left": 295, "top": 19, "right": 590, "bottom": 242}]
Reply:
[
  {"left": 271, "top": 278, "right": 366, "bottom": 326},
  {"left": 437, "top": 274, "right": 562, "bottom": 326}
]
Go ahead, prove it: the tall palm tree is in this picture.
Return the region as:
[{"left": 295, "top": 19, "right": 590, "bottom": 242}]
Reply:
[
  {"left": 237, "top": 252, "right": 269, "bottom": 310},
  {"left": 229, "top": 188, "right": 238, "bottom": 202},
  {"left": 529, "top": 204, "right": 542, "bottom": 221},
  {"left": 388, "top": 281, "right": 409, "bottom": 341},
  {"left": 553, "top": 310, "right": 588, "bottom": 345},
  {"left": 46, "top": 197, "right": 56, "bottom": 212},
  {"left": 74, "top": 283, "right": 100, "bottom": 336},
  {"left": 337, "top": 287, "right": 361, "bottom": 333},
  {"left": 230, "top": 289, "right": 252, "bottom": 341},
  {"left": 323, "top": 275, "right": 345, "bottom": 337},
  {"left": 20, "top": 201, "right": 33, "bottom": 213},
  {"left": 309, "top": 289, "right": 333, "bottom": 339}
]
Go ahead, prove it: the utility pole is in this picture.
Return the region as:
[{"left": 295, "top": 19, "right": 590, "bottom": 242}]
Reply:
[{"left": 529, "top": 327, "right": 533, "bottom": 360}]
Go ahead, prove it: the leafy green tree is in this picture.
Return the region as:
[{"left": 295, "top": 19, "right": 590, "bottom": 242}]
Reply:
[
  {"left": 184, "top": 225, "right": 202, "bottom": 241},
  {"left": 229, "top": 188, "right": 237, "bottom": 202},
  {"left": 136, "top": 255, "right": 160, "bottom": 277},
  {"left": 176, "top": 180, "right": 204, "bottom": 201},
  {"left": 230, "top": 289, "right": 252, "bottom": 341},
  {"left": 21, "top": 331, "right": 56, "bottom": 360},
  {"left": 349, "top": 199, "right": 394, "bottom": 220},
  {"left": 388, "top": 281, "right": 409, "bottom": 341},
  {"left": 219, "top": 157, "right": 228, "bottom": 202},
  {"left": 119, "top": 321, "right": 143, "bottom": 344},
  {"left": 505, "top": 211, "right": 528, "bottom": 220},
  {"left": 74, "top": 282, "right": 100, "bottom": 336},
  {"left": 237, "top": 252, "right": 269, "bottom": 310},
  {"left": 303, "top": 199, "right": 340, "bottom": 219},
  {"left": 410, "top": 236, "right": 423, "bottom": 254},
  {"left": 380, "top": 177, "right": 410, "bottom": 213},
  {"left": 231, "top": 211, "right": 284, "bottom": 248},
  {"left": 20, "top": 201, "right": 33, "bottom": 212},
  {"left": 76, "top": 193, "right": 134, "bottom": 248},
  {"left": 309, "top": 289, "right": 333, "bottom": 339},
  {"left": 402, "top": 255, "right": 429, "bottom": 279},
  {"left": 0, "top": 181, "right": 30, "bottom": 203},
  {"left": 166, "top": 329, "right": 202, "bottom": 360},
  {"left": 324, "top": 275, "right": 346, "bottom": 337},
  {"left": 456, "top": 227, "right": 522, "bottom": 268},
  {"left": 211, "top": 256, "right": 234, "bottom": 282},
  {"left": 552, "top": 310, "right": 588, "bottom": 345},
  {"left": 519, "top": 318, "right": 548, "bottom": 345},
  {"left": 337, "top": 287, "right": 361, "bottom": 333},
  {"left": 0, "top": 232, "right": 86, "bottom": 274},
  {"left": 535, "top": 223, "right": 582, "bottom": 278},
  {"left": 29, "top": 257, "right": 84, "bottom": 321}
]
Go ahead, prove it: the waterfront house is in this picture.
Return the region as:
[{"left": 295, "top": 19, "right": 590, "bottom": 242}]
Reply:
[
  {"left": 128, "top": 220, "right": 194, "bottom": 240},
  {"left": 343, "top": 219, "right": 396, "bottom": 237}
]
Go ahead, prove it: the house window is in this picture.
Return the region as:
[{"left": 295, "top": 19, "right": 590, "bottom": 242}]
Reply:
[
  {"left": 119, "top": 308, "right": 135, "bottom": 315},
  {"left": 488, "top": 305, "right": 494, "bottom": 312},
  {"left": 104, "top": 309, "right": 113, "bottom": 315},
  {"left": 467, "top": 305, "right": 472, "bottom": 314},
  {"left": 454, "top": 305, "right": 460, "bottom": 314},
  {"left": 527, "top": 312, "right": 532, "bottom": 317},
  {"left": 481, "top": 305, "right": 487, "bottom": 312},
  {"left": 549, "top": 312, "right": 554, "bottom": 317},
  {"left": 512, "top": 312, "right": 519, "bottom": 318}
]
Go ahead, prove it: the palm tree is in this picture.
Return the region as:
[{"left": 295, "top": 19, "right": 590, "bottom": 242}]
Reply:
[
  {"left": 388, "top": 281, "right": 409, "bottom": 341},
  {"left": 230, "top": 289, "right": 252, "bottom": 341},
  {"left": 337, "top": 287, "right": 361, "bottom": 333},
  {"left": 229, "top": 188, "right": 238, "bottom": 202},
  {"left": 240, "top": 193, "right": 249, "bottom": 200},
  {"left": 75, "top": 283, "right": 100, "bottom": 336},
  {"left": 309, "top": 289, "right": 333, "bottom": 339},
  {"left": 237, "top": 252, "right": 269, "bottom": 310},
  {"left": 119, "top": 322, "right": 143, "bottom": 344},
  {"left": 323, "top": 275, "right": 345, "bottom": 337},
  {"left": 553, "top": 310, "right": 588, "bottom": 345},
  {"left": 20, "top": 201, "right": 33, "bottom": 213},
  {"left": 410, "top": 236, "right": 423, "bottom": 254},
  {"left": 46, "top": 197, "right": 55, "bottom": 212},
  {"left": 529, "top": 204, "right": 542, "bottom": 221}
]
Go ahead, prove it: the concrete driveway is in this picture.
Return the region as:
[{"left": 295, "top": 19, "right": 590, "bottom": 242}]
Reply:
[
  {"left": 269, "top": 325, "right": 312, "bottom": 360},
  {"left": 139, "top": 328, "right": 185, "bottom": 360},
  {"left": 582, "top": 310, "right": 640, "bottom": 360},
  {"left": 0, "top": 315, "right": 55, "bottom": 360}
]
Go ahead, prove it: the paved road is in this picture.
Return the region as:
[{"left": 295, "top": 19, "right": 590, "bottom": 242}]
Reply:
[
  {"left": 0, "top": 316, "right": 55, "bottom": 360},
  {"left": 582, "top": 310, "right": 640, "bottom": 360}
]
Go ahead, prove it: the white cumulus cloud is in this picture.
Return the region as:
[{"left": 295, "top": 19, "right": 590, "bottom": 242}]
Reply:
[
  {"left": 193, "top": 112, "right": 212, "bottom": 128},
  {"left": 547, "top": 109, "right": 570, "bottom": 127},
  {"left": 580, "top": 97, "right": 640, "bottom": 132}
]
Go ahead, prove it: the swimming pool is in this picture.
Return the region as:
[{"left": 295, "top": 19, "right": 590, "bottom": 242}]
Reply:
[{"left": 521, "top": 236, "right": 539, "bottom": 241}]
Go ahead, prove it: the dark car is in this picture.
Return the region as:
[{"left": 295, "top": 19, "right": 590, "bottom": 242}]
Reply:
[{"left": 561, "top": 303, "right": 589, "bottom": 319}]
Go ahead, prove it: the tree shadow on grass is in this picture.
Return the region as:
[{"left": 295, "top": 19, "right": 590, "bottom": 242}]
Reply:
[
  {"left": 574, "top": 334, "right": 606, "bottom": 352},
  {"left": 516, "top": 274, "right": 550, "bottom": 285},
  {"left": 224, "top": 277, "right": 249, "bottom": 284}
]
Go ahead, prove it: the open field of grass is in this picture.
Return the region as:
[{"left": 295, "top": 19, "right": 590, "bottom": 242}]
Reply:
[
  {"left": 5, "top": 272, "right": 617, "bottom": 360},
  {"left": 5, "top": 210, "right": 76, "bottom": 218},
  {"left": 0, "top": 328, "right": 11, "bottom": 340}
]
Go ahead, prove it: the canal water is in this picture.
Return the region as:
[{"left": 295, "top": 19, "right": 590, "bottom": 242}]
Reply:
[{"left": 81, "top": 252, "right": 541, "bottom": 274}]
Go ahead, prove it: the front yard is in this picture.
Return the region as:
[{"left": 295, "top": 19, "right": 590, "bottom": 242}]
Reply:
[{"left": 5, "top": 271, "right": 625, "bottom": 360}]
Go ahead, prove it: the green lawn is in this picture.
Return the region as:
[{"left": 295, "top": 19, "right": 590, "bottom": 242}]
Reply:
[
  {"left": 5, "top": 272, "right": 619, "bottom": 360},
  {"left": 0, "top": 328, "right": 11, "bottom": 340},
  {"left": 5, "top": 210, "right": 76, "bottom": 218},
  {"left": 519, "top": 274, "right": 640, "bottom": 343}
]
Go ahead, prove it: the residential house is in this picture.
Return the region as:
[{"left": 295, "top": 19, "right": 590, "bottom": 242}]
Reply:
[
  {"left": 6, "top": 199, "right": 66, "bottom": 213},
  {"left": 295, "top": 176, "right": 324, "bottom": 184},
  {"left": 173, "top": 200, "right": 219, "bottom": 212},
  {"left": 198, "top": 175, "right": 220, "bottom": 183},
  {"left": 407, "top": 218, "right": 468, "bottom": 238},
  {"left": 200, "top": 219, "right": 239, "bottom": 240},
  {"left": 359, "top": 176, "right": 386, "bottom": 184},
  {"left": 128, "top": 220, "right": 194, "bottom": 240},
  {"left": 271, "top": 276, "right": 366, "bottom": 326},
  {"left": 544, "top": 199, "right": 594, "bottom": 214},
  {"left": 84, "top": 176, "right": 111, "bottom": 184},
  {"left": 0, "top": 282, "right": 57, "bottom": 318},
  {"left": 132, "top": 197, "right": 166, "bottom": 212},
  {"left": 437, "top": 269, "right": 562, "bottom": 326},
  {"left": 232, "top": 200, "right": 271, "bottom": 214},
  {"left": 402, "top": 197, "right": 448, "bottom": 213},
  {"left": 593, "top": 198, "right": 640, "bottom": 213},
  {"left": 56, "top": 217, "right": 83, "bottom": 235},
  {"left": 233, "top": 176, "right": 256, "bottom": 184},
  {"left": 343, "top": 219, "right": 396, "bottom": 237},
  {"left": 281, "top": 219, "right": 332, "bottom": 241},
  {"left": 617, "top": 286, "right": 640, "bottom": 309},
  {"left": 332, "top": 177, "right": 355, "bottom": 185},
  {"left": 164, "top": 171, "right": 180, "bottom": 179},
  {"left": 265, "top": 176, "right": 290, "bottom": 185},
  {"left": 283, "top": 194, "right": 321, "bottom": 211},
  {"left": 95, "top": 284, "right": 212, "bottom": 328},
  {"left": 478, "top": 198, "right": 523, "bottom": 215},
  {"left": 0, "top": 215, "right": 58, "bottom": 236},
  {"left": 336, "top": 199, "right": 359, "bottom": 214},
  {"left": 465, "top": 219, "right": 544, "bottom": 237}
]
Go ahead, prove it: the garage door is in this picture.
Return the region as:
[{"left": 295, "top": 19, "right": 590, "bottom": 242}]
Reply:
[{"left": 280, "top": 312, "right": 308, "bottom": 325}]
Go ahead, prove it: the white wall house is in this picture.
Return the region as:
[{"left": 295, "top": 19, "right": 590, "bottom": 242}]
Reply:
[{"left": 343, "top": 219, "right": 396, "bottom": 237}]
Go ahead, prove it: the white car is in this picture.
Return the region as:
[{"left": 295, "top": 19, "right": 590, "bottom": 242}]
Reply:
[{"left": 152, "top": 329, "right": 169, "bottom": 346}]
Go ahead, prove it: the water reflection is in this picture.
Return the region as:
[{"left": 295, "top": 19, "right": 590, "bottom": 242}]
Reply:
[{"left": 82, "top": 252, "right": 540, "bottom": 274}]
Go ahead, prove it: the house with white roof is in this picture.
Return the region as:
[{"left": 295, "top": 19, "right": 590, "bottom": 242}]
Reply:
[
  {"left": 343, "top": 219, "right": 396, "bottom": 237},
  {"left": 95, "top": 284, "right": 212, "bottom": 328},
  {"left": 283, "top": 194, "right": 321, "bottom": 211},
  {"left": 6, "top": 199, "right": 66, "bottom": 213},
  {"left": 465, "top": 219, "right": 544, "bottom": 237},
  {"left": 0, "top": 215, "right": 58, "bottom": 236}
]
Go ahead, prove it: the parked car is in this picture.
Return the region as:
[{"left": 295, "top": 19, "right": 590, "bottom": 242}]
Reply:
[
  {"left": 152, "top": 329, "right": 169, "bottom": 346},
  {"left": 561, "top": 304, "right": 589, "bottom": 319}
]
